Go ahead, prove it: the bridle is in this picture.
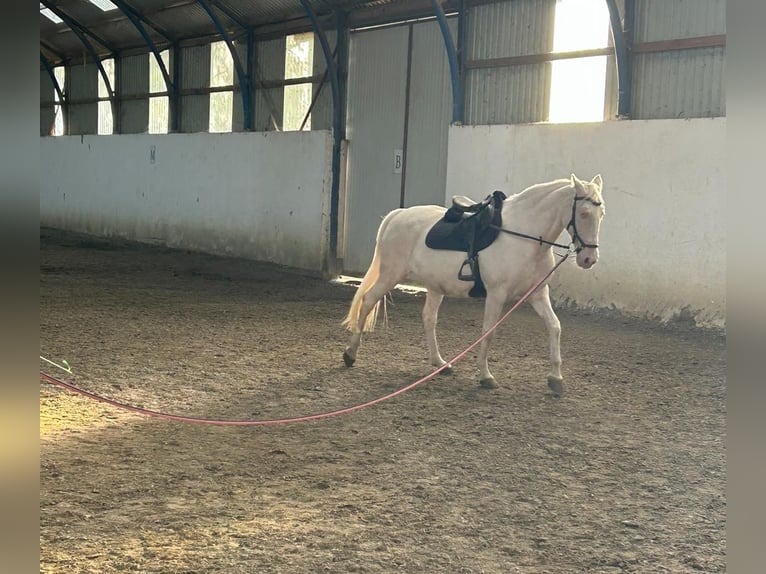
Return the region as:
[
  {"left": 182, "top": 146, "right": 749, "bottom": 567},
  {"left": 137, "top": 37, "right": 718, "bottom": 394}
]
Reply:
[
  {"left": 491, "top": 193, "right": 601, "bottom": 254},
  {"left": 567, "top": 195, "right": 601, "bottom": 253}
]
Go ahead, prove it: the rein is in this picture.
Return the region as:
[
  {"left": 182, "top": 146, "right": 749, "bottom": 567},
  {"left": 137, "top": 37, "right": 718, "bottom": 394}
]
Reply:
[{"left": 491, "top": 195, "right": 601, "bottom": 253}]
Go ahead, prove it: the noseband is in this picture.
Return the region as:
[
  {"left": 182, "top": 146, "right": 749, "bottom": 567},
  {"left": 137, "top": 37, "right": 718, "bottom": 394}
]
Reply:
[{"left": 567, "top": 196, "right": 601, "bottom": 253}]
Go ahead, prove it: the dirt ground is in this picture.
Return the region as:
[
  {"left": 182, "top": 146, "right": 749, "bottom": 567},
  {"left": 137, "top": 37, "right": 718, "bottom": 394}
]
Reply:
[{"left": 39, "top": 228, "right": 725, "bottom": 574}]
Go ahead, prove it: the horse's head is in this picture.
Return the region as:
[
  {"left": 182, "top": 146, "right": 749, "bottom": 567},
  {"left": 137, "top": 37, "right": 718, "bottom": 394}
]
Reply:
[{"left": 568, "top": 174, "right": 605, "bottom": 269}]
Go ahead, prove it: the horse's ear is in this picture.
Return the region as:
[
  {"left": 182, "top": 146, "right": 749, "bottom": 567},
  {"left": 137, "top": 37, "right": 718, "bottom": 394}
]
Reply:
[
  {"left": 570, "top": 173, "right": 584, "bottom": 192},
  {"left": 591, "top": 174, "right": 603, "bottom": 190}
]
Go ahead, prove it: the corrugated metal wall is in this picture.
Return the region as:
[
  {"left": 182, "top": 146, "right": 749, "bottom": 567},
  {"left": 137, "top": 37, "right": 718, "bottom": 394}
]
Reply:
[
  {"left": 68, "top": 62, "right": 98, "bottom": 135},
  {"left": 465, "top": 0, "right": 555, "bottom": 124},
  {"left": 254, "top": 38, "right": 285, "bottom": 131},
  {"left": 632, "top": 0, "right": 726, "bottom": 118},
  {"left": 180, "top": 44, "right": 211, "bottom": 133},
  {"left": 120, "top": 54, "right": 150, "bottom": 134},
  {"left": 310, "top": 30, "right": 337, "bottom": 132},
  {"left": 343, "top": 24, "right": 410, "bottom": 273},
  {"left": 39, "top": 0, "right": 726, "bottom": 136},
  {"left": 232, "top": 40, "right": 248, "bottom": 132},
  {"left": 404, "top": 19, "right": 456, "bottom": 207}
]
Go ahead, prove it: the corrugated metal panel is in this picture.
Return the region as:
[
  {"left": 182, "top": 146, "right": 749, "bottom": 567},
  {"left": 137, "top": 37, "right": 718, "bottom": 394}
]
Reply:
[
  {"left": 343, "top": 24, "right": 409, "bottom": 273},
  {"left": 180, "top": 45, "right": 211, "bottom": 132},
  {"left": 632, "top": 47, "right": 725, "bottom": 119},
  {"left": 119, "top": 54, "right": 149, "bottom": 96},
  {"left": 68, "top": 62, "right": 98, "bottom": 134},
  {"left": 232, "top": 41, "right": 248, "bottom": 132},
  {"left": 467, "top": 0, "right": 555, "bottom": 59},
  {"left": 465, "top": 0, "right": 555, "bottom": 124},
  {"left": 121, "top": 100, "right": 150, "bottom": 134},
  {"left": 631, "top": 0, "right": 725, "bottom": 119},
  {"left": 404, "top": 19, "right": 455, "bottom": 207},
  {"left": 310, "top": 30, "right": 337, "bottom": 131},
  {"left": 181, "top": 45, "right": 211, "bottom": 89},
  {"left": 634, "top": 0, "right": 725, "bottom": 42},
  {"left": 254, "top": 38, "right": 285, "bottom": 130}
]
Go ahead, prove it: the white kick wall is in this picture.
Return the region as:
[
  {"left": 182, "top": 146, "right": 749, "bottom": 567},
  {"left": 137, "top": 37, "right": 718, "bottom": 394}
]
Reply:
[
  {"left": 446, "top": 117, "right": 725, "bottom": 329},
  {"left": 40, "top": 131, "right": 333, "bottom": 273}
]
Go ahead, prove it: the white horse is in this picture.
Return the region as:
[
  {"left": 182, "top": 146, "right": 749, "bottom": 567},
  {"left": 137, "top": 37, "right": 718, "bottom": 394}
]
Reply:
[{"left": 342, "top": 174, "right": 605, "bottom": 395}]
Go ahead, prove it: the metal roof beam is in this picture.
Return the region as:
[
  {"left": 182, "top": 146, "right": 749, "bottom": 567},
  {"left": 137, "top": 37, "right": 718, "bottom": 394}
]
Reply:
[
  {"left": 40, "top": 52, "right": 66, "bottom": 106},
  {"left": 430, "top": 0, "right": 462, "bottom": 123},
  {"left": 40, "top": 0, "right": 118, "bottom": 130},
  {"left": 110, "top": 0, "right": 174, "bottom": 100},
  {"left": 196, "top": 0, "right": 253, "bottom": 130},
  {"left": 40, "top": 40, "right": 67, "bottom": 64},
  {"left": 40, "top": 0, "right": 119, "bottom": 55},
  {"left": 114, "top": 0, "right": 175, "bottom": 42}
]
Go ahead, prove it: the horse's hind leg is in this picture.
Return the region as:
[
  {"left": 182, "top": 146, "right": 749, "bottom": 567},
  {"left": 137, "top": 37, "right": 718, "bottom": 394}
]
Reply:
[
  {"left": 423, "top": 290, "right": 451, "bottom": 374},
  {"left": 527, "top": 285, "right": 564, "bottom": 396}
]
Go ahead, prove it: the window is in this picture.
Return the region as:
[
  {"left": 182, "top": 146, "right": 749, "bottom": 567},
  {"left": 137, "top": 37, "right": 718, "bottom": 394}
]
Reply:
[
  {"left": 97, "top": 58, "right": 115, "bottom": 134},
  {"left": 40, "top": 3, "right": 62, "bottom": 24},
  {"left": 548, "top": 0, "right": 611, "bottom": 123},
  {"left": 52, "top": 66, "right": 65, "bottom": 136},
  {"left": 149, "top": 50, "right": 170, "bottom": 134},
  {"left": 283, "top": 33, "right": 314, "bottom": 131},
  {"left": 209, "top": 41, "right": 233, "bottom": 133}
]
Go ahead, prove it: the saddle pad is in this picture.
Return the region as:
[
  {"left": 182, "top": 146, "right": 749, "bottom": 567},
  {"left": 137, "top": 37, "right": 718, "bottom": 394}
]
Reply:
[{"left": 425, "top": 191, "right": 506, "bottom": 252}]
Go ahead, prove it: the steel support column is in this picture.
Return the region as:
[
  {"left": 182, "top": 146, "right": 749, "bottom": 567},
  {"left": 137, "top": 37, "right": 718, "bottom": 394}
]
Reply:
[
  {"left": 456, "top": 0, "right": 468, "bottom": 124},
  {"left": 40, "top": 0, "right": 118, "bottom": 130},
  {"left": 605, "top": 0, "right": 632, "bottom": 118},
  {"left": 298, "top": 0, "right": 344, "bottom": 266},
  {"left": 430, "top": 0, "right": 463, "bottom": 124},
  {"left": 196, "top": 0, "right": 253, "bottom": 130}
]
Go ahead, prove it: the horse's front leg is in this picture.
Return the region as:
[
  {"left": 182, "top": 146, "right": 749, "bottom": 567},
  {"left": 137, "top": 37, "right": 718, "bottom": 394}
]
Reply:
[
  {"left": 477, "top": 292, "right": 506, "bottom": 388},
  {"left": 423, "top": 290, "right": 451, "bottom": 374},
  {"left": 527, "top": 284, "right": 564, "bottom": 396}
]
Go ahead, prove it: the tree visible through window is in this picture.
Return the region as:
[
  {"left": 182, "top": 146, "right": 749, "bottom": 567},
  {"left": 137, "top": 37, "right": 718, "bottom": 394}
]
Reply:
[
  {"left": 548, "top": 0, "right": 610, "bottom": 123},
  {"left": 149, "top": 50, "right": 170, "bottom": 134},
  {"left": 283, "top": 33, "right": 314, "bottom": 131},
  {"left": 209, "top": 42, "right": 233, "bottom": 133},
  {"left": 52, "top": 66, "right": 65, "bottom": 136},
  {"left": 97, "top": 58, "right": 115, "bottom": 134}
]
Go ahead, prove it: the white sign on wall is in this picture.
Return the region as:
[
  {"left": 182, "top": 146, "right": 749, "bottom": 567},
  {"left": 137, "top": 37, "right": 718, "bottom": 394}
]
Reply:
[{"left": 393, "top": 149, "right": 403, "bottom": 174}]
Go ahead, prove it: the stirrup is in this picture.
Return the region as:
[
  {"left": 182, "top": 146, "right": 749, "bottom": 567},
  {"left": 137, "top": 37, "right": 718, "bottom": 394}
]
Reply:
[{"left": 458, "top": 258, "right": 476, "bottom": 281}]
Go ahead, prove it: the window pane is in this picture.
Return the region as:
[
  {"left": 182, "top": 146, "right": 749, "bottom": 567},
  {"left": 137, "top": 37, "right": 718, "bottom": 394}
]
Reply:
[
  {"left": 150, "top": 50, "right": 170, "bottom": 94},
  {"left": 53, "top": 66, "right": 65, "bottom": 136},
  {"left": 209, "top": 92, "right": 233, "bottom": 133},
  {"left": 98, "top": 59, "right": 115, "bottom": 134},
  {"left": 283, "top": 33, "right": 314, "bottom": 131},
  {"left": 548, "top": 0, "right": 610, "bottom": 123},
  {"left": 210, "top": 42, "right": 233, "bottom": 88},
  {"left": 149, "top": 96, "right": 169, "bottom": 134}
]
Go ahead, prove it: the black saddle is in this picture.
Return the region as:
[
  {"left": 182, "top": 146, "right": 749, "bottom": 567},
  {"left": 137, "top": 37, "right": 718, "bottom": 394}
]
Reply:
[{"left": 425, "top": 190, "right": 507, "bottom": 298}]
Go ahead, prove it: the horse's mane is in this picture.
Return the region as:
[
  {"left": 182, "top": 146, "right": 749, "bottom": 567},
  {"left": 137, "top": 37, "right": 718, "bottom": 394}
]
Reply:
[{"left": 509, "top": 177, "right": 602, "bottom": 205}]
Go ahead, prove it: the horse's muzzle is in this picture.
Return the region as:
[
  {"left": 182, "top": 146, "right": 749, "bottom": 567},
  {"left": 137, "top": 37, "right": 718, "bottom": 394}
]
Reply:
[{"left": 576, "top": 249, "right": 598, "bottom": 269}]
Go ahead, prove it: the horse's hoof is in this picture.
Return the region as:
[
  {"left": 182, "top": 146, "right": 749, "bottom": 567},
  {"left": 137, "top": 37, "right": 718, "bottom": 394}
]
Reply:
[
  {"left": 547, "top": 376, "right": 564, "bottom": 396},
  {"left": 343, "top": 350, "right": 355, "bottom": 367},
  {"left": 437, "top": 364, "right": 453, "bottom": 376},
  {"left": 479, "top": 377, "right": 498, "bottom": 389}
]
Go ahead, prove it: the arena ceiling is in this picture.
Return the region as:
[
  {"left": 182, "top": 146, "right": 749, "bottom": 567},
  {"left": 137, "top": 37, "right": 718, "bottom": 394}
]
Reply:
[{"left": 40, "top": 0, "right": 468, "bottom": 65}]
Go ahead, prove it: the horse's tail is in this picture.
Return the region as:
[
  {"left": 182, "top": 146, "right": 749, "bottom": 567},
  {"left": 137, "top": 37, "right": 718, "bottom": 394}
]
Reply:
[{"left": 342, "top": 210, "right": 398, "bottom": 333}]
